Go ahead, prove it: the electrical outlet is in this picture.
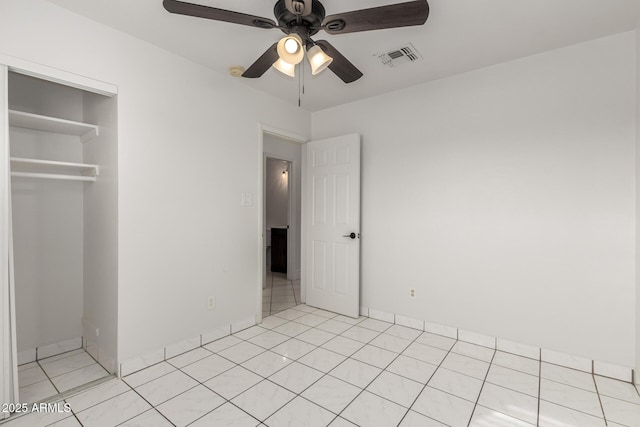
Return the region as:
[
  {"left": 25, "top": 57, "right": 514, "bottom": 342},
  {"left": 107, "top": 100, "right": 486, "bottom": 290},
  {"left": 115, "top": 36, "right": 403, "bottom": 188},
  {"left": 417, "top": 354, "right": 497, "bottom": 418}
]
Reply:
[
  {"left": 207, "top": 296, "right": 216, "bottom": 310},
  {"left": 96, "top": 328, "right": 100, "bottom": 337},
  {"left": 409, "top": 289, "right": 416, "bottom": 298}
]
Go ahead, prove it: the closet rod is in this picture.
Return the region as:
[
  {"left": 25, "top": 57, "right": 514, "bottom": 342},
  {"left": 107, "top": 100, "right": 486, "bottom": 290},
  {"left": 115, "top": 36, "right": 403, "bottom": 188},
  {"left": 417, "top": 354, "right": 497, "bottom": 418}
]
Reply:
[{"left": 11, "top": 172, "right": 96, "bottom": 182}]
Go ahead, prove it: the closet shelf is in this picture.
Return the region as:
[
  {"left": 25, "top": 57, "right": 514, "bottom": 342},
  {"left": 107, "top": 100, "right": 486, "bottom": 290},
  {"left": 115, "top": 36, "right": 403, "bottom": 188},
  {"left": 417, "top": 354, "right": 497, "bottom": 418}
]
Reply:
[
  {"left": 9, "top": 110, "right": 99, "bottom": 142},
  {"left": 10, "top": 157, "right": 99, "bottom": 182}
]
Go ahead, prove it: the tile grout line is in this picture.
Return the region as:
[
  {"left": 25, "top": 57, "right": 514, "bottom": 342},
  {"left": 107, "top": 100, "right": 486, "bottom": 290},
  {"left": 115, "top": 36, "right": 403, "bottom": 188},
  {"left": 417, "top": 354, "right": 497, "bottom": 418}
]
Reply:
[
  {"left": 65, "top": 382, "right": 131, "bottom": 421},
  {"left": 34, "top": 356, "right": 63, "bottom": 399},
  {"left": 169, "top": 364, "right": 255, "bottom": 426},
  {"left": 137, "top": 307, "right": 481, "bottom": 425},
  {"left": 591, "top": 372, "right": 609, "bottom": 426},
  {"left": 169, "top": 311, "right": 339, "bottom": 424},
  {"left": 129, "top": 340, "right": 256, "bottom": 426},
  {"left": 397, "top": 339, "right": 458, "bottom": 426},
  {"left": 263, "top": 321, "right": 387, "bottom": 421},
  {"left": 466, "top": 346, "right": 496, "bottom": 427},
  {"left": 537, "top": 373, "right": 613, "bottom": 423},
  {"left": 121, "top": 382, "right": 178, "bottom": 427},
  {"left": 327, "top": 323, "right": 420, "bottom": 426},
  {"left": 71, "top": 304, "right": 635, "bottom": 427},
  {"left": 41, "top": 304, "right": 636, "bottom": 427},
  {"left": 239, "top": 310, "right": 404, "bottom": 424},
  {"left": 537, "top": 347, "right": 541, "bottom": 426},
  {"left": 173, "top": 317, "right": 319, "bottom": 424}
]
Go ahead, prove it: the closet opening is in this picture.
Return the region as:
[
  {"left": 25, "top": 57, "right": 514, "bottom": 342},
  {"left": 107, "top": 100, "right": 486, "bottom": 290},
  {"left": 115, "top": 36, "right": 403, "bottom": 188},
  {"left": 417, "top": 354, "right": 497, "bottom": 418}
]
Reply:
[{"left": 8, "top": 71, "right": 118, "bottom": 405}]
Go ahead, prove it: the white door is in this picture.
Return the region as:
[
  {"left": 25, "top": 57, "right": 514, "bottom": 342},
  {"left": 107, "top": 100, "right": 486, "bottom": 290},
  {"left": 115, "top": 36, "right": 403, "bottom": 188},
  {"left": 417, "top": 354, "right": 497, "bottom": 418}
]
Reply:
[{"left": 304, "top": 134, "right": 360, "bottom": 318}]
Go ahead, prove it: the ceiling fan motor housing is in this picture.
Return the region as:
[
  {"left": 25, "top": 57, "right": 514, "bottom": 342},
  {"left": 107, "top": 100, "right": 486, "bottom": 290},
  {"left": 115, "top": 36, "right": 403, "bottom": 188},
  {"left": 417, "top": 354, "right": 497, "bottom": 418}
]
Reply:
[{"left": 274, "top": 0, "right": 325, "bottom": 37}]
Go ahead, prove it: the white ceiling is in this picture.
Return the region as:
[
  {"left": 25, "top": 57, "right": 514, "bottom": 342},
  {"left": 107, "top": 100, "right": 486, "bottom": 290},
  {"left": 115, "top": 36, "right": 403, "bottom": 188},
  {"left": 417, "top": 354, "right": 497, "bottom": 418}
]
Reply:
[{"left": 48, "top": 0, "right": 640, "bottom": 111}]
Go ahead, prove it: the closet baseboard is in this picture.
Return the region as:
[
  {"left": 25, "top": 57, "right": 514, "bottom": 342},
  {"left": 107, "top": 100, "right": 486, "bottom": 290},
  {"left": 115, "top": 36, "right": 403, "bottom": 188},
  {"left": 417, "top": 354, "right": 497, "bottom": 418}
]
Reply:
[
  {"left": 17, "top": 336, "right": 83, "bottom": 365},
  {"left": 83, "top": 338, "right": 116, "bottom": 374}
]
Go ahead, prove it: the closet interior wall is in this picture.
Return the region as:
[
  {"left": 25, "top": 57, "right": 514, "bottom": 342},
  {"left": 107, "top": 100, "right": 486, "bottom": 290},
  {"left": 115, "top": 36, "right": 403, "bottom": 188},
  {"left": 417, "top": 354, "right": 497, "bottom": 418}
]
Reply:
[{"left": 8, "top": 72, "right": 117, "bottom": 382}]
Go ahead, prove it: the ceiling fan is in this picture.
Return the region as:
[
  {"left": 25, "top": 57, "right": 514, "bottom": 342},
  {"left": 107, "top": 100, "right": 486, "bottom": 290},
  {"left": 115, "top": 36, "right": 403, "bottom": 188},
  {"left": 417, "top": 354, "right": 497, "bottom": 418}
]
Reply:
[{"left": 163, "top": 0, "right": 430, "bottom": 83}]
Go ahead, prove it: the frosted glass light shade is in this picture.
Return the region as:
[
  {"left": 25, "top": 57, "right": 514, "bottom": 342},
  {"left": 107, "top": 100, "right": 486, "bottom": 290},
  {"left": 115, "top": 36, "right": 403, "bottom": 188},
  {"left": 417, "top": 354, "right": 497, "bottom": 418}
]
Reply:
[
  {"left": 277, "top": 34, "right": 304, "bottom": 65},
  {"left": 273, "top": 58, "right": 295, "bottom": 77},
  {"left": 307, "top": 45, "right": 333, "bottom": 75}
]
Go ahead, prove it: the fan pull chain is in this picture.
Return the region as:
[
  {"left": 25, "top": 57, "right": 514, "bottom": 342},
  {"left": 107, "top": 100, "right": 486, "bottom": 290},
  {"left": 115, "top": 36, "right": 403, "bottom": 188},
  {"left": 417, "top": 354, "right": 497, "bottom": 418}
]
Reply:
[
  {"left": 297, "top": 62, "right": 301, "bottom": 107},
  {"left": 297, "top": 59, "right": 305, "bottom": 108}
]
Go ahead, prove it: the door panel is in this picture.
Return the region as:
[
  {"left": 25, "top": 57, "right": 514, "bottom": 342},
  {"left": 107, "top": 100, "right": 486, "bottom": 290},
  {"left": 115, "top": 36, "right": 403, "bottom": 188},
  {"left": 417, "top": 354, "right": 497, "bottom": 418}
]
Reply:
[{"left": 304, "top": 134, "right": 360, "bottom": 318}]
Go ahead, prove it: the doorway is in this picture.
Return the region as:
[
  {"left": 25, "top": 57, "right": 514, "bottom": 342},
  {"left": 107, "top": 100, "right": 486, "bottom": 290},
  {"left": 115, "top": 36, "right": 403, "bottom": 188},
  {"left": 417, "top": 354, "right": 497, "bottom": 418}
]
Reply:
[{"left": 260, "top": 128, "right": 304, "bottom": 320}]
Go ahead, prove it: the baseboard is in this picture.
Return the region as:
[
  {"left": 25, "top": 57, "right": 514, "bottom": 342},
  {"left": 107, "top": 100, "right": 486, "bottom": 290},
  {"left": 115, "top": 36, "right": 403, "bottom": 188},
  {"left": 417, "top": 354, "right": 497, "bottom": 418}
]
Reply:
[
  {"left": 83, "top": 338, "right": 117, "bottom": 374},
  {"left": 18, "top": 337, "right": 83, "bottom": 365},
  {"left": 361, "top": 306, "right": 634, "bottom": 383},
  {"left": 119, "top": 315, "right": 257, "bottom": 377}
]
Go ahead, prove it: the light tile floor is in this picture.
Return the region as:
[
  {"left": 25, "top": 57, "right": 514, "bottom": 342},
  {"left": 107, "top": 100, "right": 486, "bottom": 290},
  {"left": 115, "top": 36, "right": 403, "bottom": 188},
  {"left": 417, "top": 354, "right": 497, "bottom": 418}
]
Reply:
[
  {"left": 263, "top": 272, "right": 301, "bottom": 318},
  {"left": 16, "top": 348, "right": 111, "bottom": 406},
  {"left": 4, "top": 303, "right": 640, "bottom": 426}
]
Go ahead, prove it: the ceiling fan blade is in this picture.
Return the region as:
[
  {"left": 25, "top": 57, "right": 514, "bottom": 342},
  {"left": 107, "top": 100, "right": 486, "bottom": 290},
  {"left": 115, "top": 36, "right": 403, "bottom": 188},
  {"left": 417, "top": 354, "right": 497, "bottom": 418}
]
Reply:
[
  {"left": 322, "top": 0, "right": 429, "bottom": 35},
  {"left": 242, "top": 43, "right": 279, "bottom": 78},
  {"left": 315, "top": 40, "right": 363, "bottom": 84},
  {"left": 163, "top": 0, "right": 276, "bottom": 29}
]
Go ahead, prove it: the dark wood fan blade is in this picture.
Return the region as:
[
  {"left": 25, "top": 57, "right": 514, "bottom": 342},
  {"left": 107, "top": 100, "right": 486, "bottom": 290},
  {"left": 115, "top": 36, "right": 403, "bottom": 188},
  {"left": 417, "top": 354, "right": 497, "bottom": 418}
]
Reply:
[
  {"left": 322, "top": 0, "right": 429, "bottom": 35},
  {"left": 163, "top": 0, "right": 276, "bottom": 29},
  {"left": 315, "top": 40, "right": 363, "bottom": 84},
  {"left": 242, "top": 43, "right": 279, "bottom": 78}
]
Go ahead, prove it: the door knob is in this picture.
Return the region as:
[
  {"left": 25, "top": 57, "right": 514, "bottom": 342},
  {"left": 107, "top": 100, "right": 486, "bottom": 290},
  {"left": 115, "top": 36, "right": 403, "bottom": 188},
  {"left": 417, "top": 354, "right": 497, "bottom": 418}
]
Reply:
[{"left": 343, "top": 232, "right": 357, "bottom": 239}]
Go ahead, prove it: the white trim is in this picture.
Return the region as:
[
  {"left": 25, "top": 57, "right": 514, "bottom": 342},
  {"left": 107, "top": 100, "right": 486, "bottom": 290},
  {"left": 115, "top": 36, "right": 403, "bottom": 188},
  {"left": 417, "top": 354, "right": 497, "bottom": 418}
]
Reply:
[
  {"left": 258, "top": 123, "right": 307, "bottom": 324},
  {"left": 164, "top": 336, "right": 200, "bottom": 359},
  {"left": 119, "top": 348, "right": 165, "bottom": 377},
  {"left": 541, "top": 348, "right": 592, "bottom": 373},
  {"left": 17, "top": 349, "right": 35, "bottom": 365},
  {"left": 594, "top": 360, "right": 633, "bottom": 383},
  {"left": 359, "top": 305, "right": 635, "bottom": 383},
  {"left": 368, "top": 308, "right": 395, "bottom": 323},
  {"left": 261, "top": 125, "right": 307, "bottom": 144},
  {"left": 201, "top": 325, "right": 231, "bottom": 345},
  {"left": 0, "top": 63, "right": 18, "bottom": 413},
  {"left": 394, "top": 315, "right": 424, "bottom": 331},
  {"left": 231, "top": 317, "right": 256, "bottom": 334},
  {"left": 0, "top": 52, "right": 117, "bottom": 96},
  {"left": 497, "top": 338, "right": 540, "bottom": 360},
  {"left": 119, "top": 316, "right": 256, "bottom": 377},
  {"left": 424, "top": 321, "right": 457, "bottom": 339},
  {"left": 37, "top": 337, "right": 82, "bottom": 359},
  {"left": 458, "top": 329, "right": 496, "bottom": 349},
  {"left": 300, "top": 143, "right": 307, "bottom": 306}
]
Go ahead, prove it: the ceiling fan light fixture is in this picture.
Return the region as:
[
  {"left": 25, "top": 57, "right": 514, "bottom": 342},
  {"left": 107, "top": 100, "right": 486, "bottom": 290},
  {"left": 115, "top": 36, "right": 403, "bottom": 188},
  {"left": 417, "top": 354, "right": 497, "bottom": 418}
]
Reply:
[
  {"left": 284, "top": 38, "right": 299, "bottom": 54},
  {"left": 307, "top": 45, "right": 333, "bottom": 75},
  {"left": 273, "top": 58, "right": 296, "bottom": 77},
  {"left": 277, "top": 34, "right": 304, "bottom": 64}
]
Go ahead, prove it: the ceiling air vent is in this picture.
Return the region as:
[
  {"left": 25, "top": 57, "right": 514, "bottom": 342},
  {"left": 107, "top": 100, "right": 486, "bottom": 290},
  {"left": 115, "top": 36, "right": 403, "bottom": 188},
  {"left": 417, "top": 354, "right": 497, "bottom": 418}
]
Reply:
[{"left": 377, "top": 43, "right": 422, "bottom": 68}]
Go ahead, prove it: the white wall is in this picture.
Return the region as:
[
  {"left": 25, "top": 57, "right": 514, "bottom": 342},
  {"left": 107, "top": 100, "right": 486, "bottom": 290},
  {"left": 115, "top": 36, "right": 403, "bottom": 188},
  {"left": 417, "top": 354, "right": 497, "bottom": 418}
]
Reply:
[
  {"left": 266, "top": 158, "right": 289, "bottom": 228},
  {"left": 9, "top": 74, "right": 85, "bottom": 351},
  {"left": 0, "top": 0, "right": 310, "bottom": 362},
  {"left": 312, "top": 32, "right": 636, "bottom": 367},
  {"left": 83, "top": 91, "right": 118, "bottom": 373}
]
